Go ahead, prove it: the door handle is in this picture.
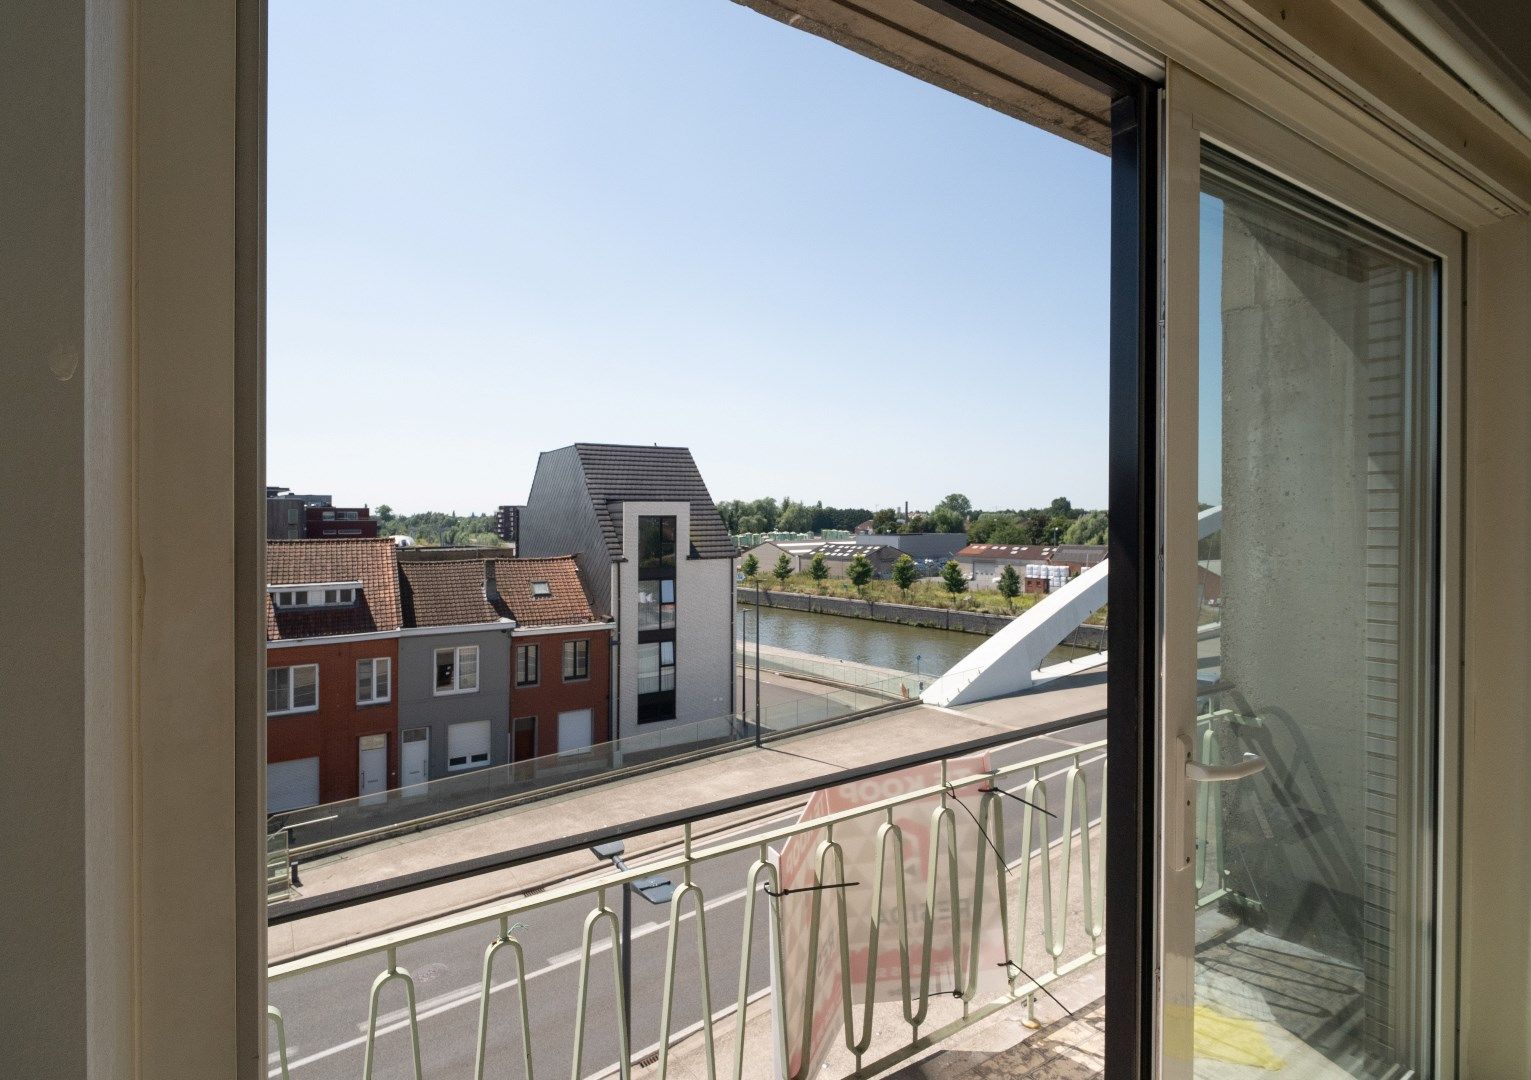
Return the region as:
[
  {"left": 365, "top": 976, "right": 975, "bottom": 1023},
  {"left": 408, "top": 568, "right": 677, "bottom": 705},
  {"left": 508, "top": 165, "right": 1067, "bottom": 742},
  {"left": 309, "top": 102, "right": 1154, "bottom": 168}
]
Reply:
[{"left": 1186, "top": 752, "right": 1265, "bottom": 783}]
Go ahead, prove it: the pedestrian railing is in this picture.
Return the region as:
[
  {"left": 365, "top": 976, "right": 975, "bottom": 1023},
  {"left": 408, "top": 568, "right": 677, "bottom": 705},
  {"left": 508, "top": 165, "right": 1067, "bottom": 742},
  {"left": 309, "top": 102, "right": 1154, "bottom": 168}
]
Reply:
[
  {"left": 266, "top": 724, "right": 1114, "bottom": 1080},
  {"left": 270, "top": 672, "right": 918, "bottom": 862}
]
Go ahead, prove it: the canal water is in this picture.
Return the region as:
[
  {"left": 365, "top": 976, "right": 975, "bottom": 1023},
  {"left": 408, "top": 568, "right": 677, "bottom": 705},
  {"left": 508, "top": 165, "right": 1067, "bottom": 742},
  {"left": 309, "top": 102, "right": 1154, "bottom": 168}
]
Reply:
[{"left": 740, "top": 605, "right": 1095, "bottom": 677}]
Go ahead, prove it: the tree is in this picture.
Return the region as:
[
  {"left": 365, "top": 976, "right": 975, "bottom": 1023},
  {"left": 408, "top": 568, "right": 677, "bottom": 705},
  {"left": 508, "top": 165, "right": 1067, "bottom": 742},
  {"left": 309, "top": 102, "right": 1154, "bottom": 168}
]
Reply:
[
  {"left": 1048, "top": 496, "right": 1076, "bottom": 519},
  {"left": 927, "top": 506, "right": 965, "bottom": 533},
  {"left": 891, "top": 554, "right": 917, "bottom": 600},
  {"left": 937, "top": 493, "right": 972, "bottom": 519},
  {"left": 809, "top": 551, "right": 829, "bottom": 592},
  {"left": 1062, "top": 510, "right": 1108, "bottom": 545},
  {"left": 940, "top": 559, "right": 969, "bottom": 607},
  {"left": 741, "top": 553, "right": 760, "bottom": 589},
  {"left": 997, "top": 564, "right": 1022, "bottom": 611},
  {"left": 778, "top": 501, "right": 813, "bottom": 533},
  {"left": 870, "top": 508, "right": 900, "bottom": 533},
  {"left": 846, "top": 552, "right": 874, "bottom": 596},
  {"left": 772, "top": 553, "right": 793, "bottom": 589}
]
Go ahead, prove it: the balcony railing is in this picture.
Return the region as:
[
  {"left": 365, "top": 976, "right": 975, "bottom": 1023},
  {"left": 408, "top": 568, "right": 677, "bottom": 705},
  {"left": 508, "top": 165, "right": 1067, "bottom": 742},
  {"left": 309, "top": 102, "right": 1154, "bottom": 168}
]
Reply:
[{"left": 266, "top": 719, "right": 1116, "bottom": 1080}]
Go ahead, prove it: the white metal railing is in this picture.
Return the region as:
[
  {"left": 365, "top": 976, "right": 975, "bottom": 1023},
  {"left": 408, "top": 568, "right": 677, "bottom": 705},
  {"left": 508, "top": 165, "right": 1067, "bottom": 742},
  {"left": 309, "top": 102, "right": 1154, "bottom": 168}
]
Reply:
[{"left": 267, "top": 733, "right": 1110, "bottom": 1080}]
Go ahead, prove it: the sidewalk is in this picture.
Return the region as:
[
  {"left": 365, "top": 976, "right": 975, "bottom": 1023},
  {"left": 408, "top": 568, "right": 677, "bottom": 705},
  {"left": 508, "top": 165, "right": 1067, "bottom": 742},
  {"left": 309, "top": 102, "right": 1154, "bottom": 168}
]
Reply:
[{"left": 268, "top": 670, "right": 1106, "bottom": 964}]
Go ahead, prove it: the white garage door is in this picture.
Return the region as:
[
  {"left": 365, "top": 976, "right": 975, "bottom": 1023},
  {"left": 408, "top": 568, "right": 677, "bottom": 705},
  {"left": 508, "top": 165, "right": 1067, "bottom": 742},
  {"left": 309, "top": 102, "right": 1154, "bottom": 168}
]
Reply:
[
  {"left": 447, "top": 719, "right": 491, "bottom": 771},
  {"left": 557, "top": 709, "right": 593, "bottom": 754},
  {"left": 267, "top": 757, "right": 320, "bottom": 813}
]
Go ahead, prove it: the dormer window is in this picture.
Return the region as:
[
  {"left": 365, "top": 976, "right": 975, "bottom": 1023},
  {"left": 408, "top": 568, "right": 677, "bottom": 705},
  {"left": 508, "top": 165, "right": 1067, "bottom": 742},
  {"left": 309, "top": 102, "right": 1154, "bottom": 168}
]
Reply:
[
  {"left": 530, "top": 580, "right": 551, "bottom": 598},
  {"left": 269, "top": 582, "right": 362, "bottom": 609}
]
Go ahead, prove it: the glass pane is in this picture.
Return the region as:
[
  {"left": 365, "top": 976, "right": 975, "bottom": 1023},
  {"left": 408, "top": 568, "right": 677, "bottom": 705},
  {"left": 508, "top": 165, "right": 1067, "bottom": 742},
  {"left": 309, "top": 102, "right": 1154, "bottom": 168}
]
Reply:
[
  {"left": 435, "top": 649, "right": 454, "bottom": 690},
  {"left": 356, "top": 659, "right": 371, "bottom": 702},
  {"left": 459, "top": 647, "right": 478, "bottom": 689},
  {"left": 1190, "top": 147, "right": 1437, "bottom": 1077},
  {"left": 376, "top": 658, "right": 389, "bottom": 698},
  {"left": 292, "top": 665, "right": 317, "bottom": 710}
]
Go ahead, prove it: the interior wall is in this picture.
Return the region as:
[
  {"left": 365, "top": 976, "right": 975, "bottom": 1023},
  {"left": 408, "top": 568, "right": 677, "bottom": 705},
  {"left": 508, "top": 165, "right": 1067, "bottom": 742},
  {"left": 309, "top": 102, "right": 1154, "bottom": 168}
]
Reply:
[{"left": 1458, "top": 213, "right": 1531, "bottom": 1079}]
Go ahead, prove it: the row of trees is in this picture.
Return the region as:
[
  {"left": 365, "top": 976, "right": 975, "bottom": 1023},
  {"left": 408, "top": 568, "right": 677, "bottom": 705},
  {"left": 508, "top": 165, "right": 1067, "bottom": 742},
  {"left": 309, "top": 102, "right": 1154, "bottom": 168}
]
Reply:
[
  {"left": 716, "top": 497, "right": 872, "bottom": 536},
  {"left": 374, "top": 506, "right": 502, "bottom": 548},
  {"left": 722, "top": 490, "right": 1108, "bottom": 546},
  {"left": 740, "top": 550, "right": 1027, "bottom": 611}
]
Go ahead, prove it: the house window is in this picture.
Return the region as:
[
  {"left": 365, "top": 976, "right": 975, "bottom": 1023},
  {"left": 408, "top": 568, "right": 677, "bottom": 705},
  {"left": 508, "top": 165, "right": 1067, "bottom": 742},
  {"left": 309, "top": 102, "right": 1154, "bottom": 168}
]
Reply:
[
  {"left": 516, "top": 643, "right": 539, "bottom": 687},
  {"left": 356, "top": 656, "right": 391, "bottom": 703},
  {"left": 637, "top": 640, "right": 676, "bottom": 722},
  {"left": 563, "top": 639, "right": 589, "bottom": 680},
  {"left": 272, "top": 586, "right": 359, "bottom": 608},
  {"left": 638, "top": 515, "right": 676, "bottom": 576},
  {"left": 434, "top": 644, "right": 479, "bottom": 694},
  {"left": 636, "top": 577, "right": 676, "bottom": 631},
  {"left": 530, "top": 580, "right": 551, "bottom": 597},
  {"left": 267, "top": 664, "right": 318, "bottom": 715}
]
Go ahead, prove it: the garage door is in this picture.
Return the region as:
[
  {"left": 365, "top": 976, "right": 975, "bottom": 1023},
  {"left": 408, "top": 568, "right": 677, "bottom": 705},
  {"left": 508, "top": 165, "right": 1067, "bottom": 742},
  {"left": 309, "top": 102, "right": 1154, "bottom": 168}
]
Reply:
[
  {"left": 267, "top": 757, "right": 320, "bottom": 813},
  {"left": 447, "top": 719, "right": 491, "bottom": 771},
  {"left": 558, "top": 709, "right": 593, "bottom": 753}
]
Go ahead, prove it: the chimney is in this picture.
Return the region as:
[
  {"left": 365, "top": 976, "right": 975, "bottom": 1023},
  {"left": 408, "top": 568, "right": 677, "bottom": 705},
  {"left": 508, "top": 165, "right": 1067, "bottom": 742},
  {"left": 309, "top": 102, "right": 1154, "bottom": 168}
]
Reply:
[{"left": 483, "top": 560, "right": 502, "bottom": 609}]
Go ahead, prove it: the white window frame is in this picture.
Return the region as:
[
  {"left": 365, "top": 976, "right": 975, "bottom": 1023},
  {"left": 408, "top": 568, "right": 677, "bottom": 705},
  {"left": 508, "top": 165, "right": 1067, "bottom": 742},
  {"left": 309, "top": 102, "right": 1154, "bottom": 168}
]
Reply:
[
  {"left": 434, "top": 644, "right": 479, "bottom": 695},
  {"left": 267, "top": 663, "right": 319, "bottom": 716},
  {"left": 356, "top": 656, "right": 391, "bottom": 704}
]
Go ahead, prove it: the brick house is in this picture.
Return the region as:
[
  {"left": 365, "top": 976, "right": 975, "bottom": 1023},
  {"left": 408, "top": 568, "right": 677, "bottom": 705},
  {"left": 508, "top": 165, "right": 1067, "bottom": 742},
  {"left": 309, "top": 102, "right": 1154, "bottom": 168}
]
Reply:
[
  {"left": 265, "top": 538, "right": 403, "bottom": 813},
  {"left": 396, "top": 550, "right": 613, "bottom": 780}
]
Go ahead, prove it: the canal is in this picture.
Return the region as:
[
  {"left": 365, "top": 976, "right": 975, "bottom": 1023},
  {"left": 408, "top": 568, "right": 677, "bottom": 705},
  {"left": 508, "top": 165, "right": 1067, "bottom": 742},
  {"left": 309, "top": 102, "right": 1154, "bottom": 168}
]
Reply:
[{"left": 740, "top": 604, "right": 1096, "bottom": 676}]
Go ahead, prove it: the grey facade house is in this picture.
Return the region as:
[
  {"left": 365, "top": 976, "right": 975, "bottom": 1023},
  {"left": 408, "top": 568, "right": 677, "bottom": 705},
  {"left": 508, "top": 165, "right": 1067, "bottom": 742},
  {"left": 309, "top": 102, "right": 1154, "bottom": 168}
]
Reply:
[
  {"left": 521, "top": 443, "right": 735, "bottom": 737},
  {"left": 853, "top": 531, "right": 969, "bottom": 566},
  {"left": 395, "top": 558, "right": 515, "bottom": 782}
]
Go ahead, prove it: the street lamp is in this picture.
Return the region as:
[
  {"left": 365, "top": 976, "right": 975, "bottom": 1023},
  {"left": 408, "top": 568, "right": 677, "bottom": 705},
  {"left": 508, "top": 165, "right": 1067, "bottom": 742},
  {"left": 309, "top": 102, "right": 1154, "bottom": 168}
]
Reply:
[{"left": 591, "top": 839, "right": 674, "bottom": 1057}]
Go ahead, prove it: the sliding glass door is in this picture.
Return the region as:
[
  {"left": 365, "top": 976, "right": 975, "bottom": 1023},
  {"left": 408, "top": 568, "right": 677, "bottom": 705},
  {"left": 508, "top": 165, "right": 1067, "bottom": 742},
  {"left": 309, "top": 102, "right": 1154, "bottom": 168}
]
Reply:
[{"left": 1160, "top": 66, "right": 1458, "bottom": 1079}]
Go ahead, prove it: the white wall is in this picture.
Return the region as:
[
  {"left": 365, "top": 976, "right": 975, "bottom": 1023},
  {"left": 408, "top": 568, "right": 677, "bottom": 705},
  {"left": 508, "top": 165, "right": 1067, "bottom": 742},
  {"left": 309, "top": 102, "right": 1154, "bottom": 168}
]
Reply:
[{"left": 616, "top": 501, "right": 735, "bottom": 739}]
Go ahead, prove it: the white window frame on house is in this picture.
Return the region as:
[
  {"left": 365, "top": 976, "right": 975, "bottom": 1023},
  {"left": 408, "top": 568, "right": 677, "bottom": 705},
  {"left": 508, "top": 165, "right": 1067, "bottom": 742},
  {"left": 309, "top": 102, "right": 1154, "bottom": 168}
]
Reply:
[
  {"left": 267, "top": 663, "right": 319, "bottom": 716},
  {"left": 433, "top": 644, "right": 479, "bottom": 695},
  {"left": 562, "top": 638, "right": 589, "bottom": 681},
  {"left": 516, "top": 642, "right": 539, "bottom": 687},
  {"left": 356, "top": 656, "right": 391, "bottom": 704},
  {"left": 270, "top": 582, "right": 360, "bottom": 609}
]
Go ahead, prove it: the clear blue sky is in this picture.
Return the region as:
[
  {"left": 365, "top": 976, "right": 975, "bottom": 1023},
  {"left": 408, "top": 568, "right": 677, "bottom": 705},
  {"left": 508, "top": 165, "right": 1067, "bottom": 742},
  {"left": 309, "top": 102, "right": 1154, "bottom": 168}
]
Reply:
[{"left": 267, "top": 1, "right": 1111, "bottom": 516}]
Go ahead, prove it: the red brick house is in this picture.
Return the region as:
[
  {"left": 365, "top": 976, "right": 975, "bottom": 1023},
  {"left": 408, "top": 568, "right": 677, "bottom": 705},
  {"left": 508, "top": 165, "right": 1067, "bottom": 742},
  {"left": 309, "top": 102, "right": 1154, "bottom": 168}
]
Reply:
[
  {"left": 265, "top": 538, "right": 402, "bottom": 812},
  {"left": 498, "top": 557, "right": 613, "bottom": 762}
]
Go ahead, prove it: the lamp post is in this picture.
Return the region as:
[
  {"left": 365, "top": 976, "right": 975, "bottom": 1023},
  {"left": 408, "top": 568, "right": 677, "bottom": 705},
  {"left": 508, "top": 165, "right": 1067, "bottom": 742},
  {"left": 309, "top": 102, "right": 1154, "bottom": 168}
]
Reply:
[{"left": 591, "top": 840, "right": 674, "bottom": 1058}]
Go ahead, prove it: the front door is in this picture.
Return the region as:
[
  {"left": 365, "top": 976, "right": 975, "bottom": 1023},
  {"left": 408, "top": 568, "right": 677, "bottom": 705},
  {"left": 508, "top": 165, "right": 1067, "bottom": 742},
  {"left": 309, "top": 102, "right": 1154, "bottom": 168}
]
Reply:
[
  {"left": 357, "top": 733, "right": 388, "bottom": 805},
  {"left": 401, "top": 727, "right": 429, "bottom": 795},
  {"left": 1159, "top": 67, "right": 1456, "bottom": 1078}
]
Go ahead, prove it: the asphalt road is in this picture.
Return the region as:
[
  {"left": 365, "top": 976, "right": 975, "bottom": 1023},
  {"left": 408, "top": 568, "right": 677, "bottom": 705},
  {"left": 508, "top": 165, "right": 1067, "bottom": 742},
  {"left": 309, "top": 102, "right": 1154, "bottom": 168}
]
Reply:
[{"left": 268, "top": 717, "right": 1106, "bottom": 1079}]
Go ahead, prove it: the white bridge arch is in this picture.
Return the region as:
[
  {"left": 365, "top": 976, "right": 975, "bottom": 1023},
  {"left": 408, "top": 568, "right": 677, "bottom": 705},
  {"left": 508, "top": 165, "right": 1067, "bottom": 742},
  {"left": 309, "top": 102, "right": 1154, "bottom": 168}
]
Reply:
[{"left": 922, "top": 506, "right": 1222, "bottom": 707}]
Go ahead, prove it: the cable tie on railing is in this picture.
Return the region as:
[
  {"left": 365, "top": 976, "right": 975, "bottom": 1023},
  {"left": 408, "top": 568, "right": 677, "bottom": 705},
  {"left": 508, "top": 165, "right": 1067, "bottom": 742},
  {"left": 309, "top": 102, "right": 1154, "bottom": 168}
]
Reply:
[
  {"left": 998, "top": 960, "right": 1073, "bottom": 1016},
  {"left": 944, "top": 783, "right": 1010, "bottom": 873},
  {"left": 763, "top": 881, "right": 860, "bottom": 898},
  {"left": 978, "top": 785, "right": 1056, "bottom": 819}
]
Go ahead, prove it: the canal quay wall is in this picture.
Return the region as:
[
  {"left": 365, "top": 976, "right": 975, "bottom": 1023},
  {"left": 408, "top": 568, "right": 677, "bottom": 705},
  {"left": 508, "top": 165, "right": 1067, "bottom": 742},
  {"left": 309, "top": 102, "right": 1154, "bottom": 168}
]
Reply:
[{"left": 737, "top": 588, "right": 1108, "bottom": 651}]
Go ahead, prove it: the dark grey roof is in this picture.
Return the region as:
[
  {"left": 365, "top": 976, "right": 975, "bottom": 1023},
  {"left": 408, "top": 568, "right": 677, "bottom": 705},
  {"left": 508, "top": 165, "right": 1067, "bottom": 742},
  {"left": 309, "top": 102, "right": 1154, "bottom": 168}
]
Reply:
[{"left": 571, "top": 443, "right": 734, "bottom": 561}]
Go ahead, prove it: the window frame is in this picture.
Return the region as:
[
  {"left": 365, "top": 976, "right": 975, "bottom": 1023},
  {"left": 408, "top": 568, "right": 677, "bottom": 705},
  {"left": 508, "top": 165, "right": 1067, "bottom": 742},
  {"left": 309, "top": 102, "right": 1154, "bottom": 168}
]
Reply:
[
  {"left": 516, "top": 642, "right": 540, "bottom": 688},
  {"left": 355, "top": 655, "right": 391, "bottom": 704},
  {"left": 562, "top": 638, "right": 590, "bottom": 681},
  {"left": 266, "top": 663, "right": 319, "bottom": 716},
  {"left": 433, "top": 644, "right": 480, "bottom": 696}
]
